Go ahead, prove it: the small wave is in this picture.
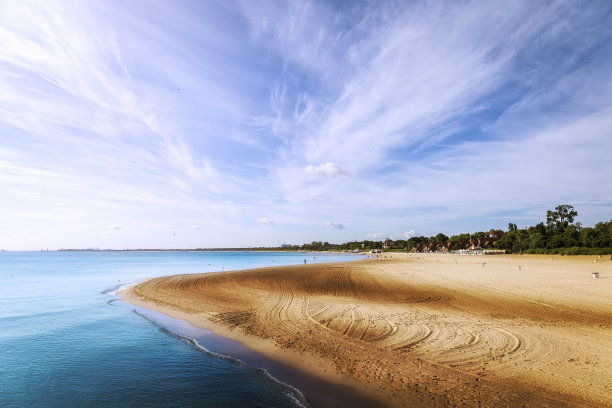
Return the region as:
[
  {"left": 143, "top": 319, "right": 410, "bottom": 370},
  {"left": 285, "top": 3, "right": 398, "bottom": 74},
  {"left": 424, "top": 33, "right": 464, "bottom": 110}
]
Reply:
[
  {"left": 101, "top": 282, "right": 136, "bottom": 296},
  {"left": 101, "top": 284, "right": 122, "bottom": 295},
  {"left": 257, "top": 367, "right": 310, "bottom": 408},
  {"left": 106, "top": 299, "right": 120, "bottom": 307},
  {"left": 133, "top": 310, "right": 310, "bottom": 408}
]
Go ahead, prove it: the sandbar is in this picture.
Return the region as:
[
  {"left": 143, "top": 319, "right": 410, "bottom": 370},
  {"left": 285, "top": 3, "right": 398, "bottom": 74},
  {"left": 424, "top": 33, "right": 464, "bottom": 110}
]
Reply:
[{"left": 124, "top": 254, "right": 612, "bottom": 407}]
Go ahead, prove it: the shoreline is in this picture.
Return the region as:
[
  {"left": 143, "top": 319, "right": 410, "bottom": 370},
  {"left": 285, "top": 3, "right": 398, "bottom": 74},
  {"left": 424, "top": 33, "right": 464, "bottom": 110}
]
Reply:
[
  {"left": 123, "top": 254, "right": 612, "bottom": 407},
  {"left": 121, "top": 287, "right": 386, "bottom": 408}
]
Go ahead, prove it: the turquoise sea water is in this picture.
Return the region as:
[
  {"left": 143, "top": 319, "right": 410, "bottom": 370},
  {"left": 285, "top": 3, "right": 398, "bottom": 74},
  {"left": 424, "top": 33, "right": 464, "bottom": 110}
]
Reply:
[{"left": 0, "top": 251, "right": 363, "bottom": 408}]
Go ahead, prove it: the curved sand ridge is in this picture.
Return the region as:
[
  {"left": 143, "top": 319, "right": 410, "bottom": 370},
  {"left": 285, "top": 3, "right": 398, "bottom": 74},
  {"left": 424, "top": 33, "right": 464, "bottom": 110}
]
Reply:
[{"left": 128, "top": 254, "right": 612, "bottom": 407}]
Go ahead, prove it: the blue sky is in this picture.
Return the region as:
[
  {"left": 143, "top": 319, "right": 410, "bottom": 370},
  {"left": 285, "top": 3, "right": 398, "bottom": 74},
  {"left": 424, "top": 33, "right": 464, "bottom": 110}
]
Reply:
[{"left": 2, "top": 0, "right": 612, "bottom": 250}]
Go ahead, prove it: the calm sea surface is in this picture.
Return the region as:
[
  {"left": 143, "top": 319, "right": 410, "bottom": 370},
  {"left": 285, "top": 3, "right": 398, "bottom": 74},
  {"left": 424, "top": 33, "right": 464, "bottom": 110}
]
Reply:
[{"left": 0, "top": 251, "right": 363, "bottom": 407}]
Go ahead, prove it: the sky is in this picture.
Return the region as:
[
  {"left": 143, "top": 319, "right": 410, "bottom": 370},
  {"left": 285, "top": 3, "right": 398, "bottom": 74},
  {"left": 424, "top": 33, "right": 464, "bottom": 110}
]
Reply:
[{"left": 1, "top": 0, "right": 612, "bottom": 250}]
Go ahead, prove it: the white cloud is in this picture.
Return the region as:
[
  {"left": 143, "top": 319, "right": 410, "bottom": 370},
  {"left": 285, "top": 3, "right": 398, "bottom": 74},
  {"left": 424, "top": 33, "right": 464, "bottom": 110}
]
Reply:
[
  {"left": 397, "top": 231, "right": 415, "bottom": 239},
  {"left": 327, "top": 221, "right": 343, "bottom": 229},
  {"left": 11, "top": 230, "right": 34, "bottom": 239},
  {"left": 256, "top": 217, "right": 274, "bottom": 226},
  {"left": 365, "top": 231, "right": 415, "bottom": 241},
  {"left": 190, "top": 225, "right": 202, "bottom": 231},
  {"left": 103, "top": 224, "right": 126, "bottom": 235},
  {"left": 305, "top": 162, "right": 348, "bottom": 177}
]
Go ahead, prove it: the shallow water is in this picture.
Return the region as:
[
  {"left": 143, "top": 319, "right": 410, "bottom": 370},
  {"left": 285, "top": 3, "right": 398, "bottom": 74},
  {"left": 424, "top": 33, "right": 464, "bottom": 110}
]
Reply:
[{"left": 0, "top": 251, "right": 362, "bottom": 407}]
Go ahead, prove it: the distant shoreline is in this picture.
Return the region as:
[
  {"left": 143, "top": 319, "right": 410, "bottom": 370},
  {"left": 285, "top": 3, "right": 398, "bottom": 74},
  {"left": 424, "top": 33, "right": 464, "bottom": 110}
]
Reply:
[{"left": 55, "top": 248, "right": 355, "bottom": 252}]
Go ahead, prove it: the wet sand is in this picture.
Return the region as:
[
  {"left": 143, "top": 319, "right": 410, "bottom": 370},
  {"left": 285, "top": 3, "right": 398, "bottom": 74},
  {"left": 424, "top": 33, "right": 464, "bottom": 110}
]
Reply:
[
  {"left": 124, "top": 254, "right": 612, "bottom": 407},
  {"left": 129, "top": 305, "right": 383, "bottom": 408}
]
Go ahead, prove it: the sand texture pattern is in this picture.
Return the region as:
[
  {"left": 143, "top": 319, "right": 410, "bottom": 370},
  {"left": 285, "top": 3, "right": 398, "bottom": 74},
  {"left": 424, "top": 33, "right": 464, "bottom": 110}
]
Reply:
[{"left": 127, "top": 254, "right": 612, "bottom": 407}]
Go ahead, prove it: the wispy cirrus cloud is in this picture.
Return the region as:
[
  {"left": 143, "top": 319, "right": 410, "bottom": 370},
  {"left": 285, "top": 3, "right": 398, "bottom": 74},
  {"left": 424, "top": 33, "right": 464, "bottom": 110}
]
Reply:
[
  {"left": 1, "top": 0, "right": 611, "bottom": 249},
  {"left": 0, "top": 0, "right": 275, "bottom": 249},
  {"left": 248, "top": 0, "right": 612, "bottom": 231}
]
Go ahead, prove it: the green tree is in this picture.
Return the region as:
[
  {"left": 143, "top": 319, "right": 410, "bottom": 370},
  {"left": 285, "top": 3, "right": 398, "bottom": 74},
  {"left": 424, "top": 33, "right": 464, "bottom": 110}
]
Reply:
[
  {"left": 562, "top": 225, "right": 580, "bottom": 247},
  {"left": 580, "top": 227, "right": 596, "bottom": 248},
  {"left": 310, "top": 241, "right": 323, "bottom": 250},
  {"left": 449, "top": 233, "right": 470, "bottom": 250},
  {"left": 471, "top": 231, "right": 486, "bottom": 240},
  {"left": 407, "top": 236, "right": 427, "bottom": 250},
  {"left": 546, "top": 204, "right": 578, "bottom": 233},
  {"left": 547, "top": 234, "right": 563, "bottom": 249},
  {"left": 592, "top": 220, "right": 612, "bottom": 248},
  {"left": 497, "top": 230, "right": 517, "bottom": 251},
  {"left": 514, "top": 230, "right": 530, "bottom": 252},
  {"left": 529, "top": 232, "right": 546, "bottom": 249},
  {"left": 534, "top": 222, "right": 547, "bottom": 237},
  {"left": 435, "top": 233, "right": 449, "bottom": 245}
]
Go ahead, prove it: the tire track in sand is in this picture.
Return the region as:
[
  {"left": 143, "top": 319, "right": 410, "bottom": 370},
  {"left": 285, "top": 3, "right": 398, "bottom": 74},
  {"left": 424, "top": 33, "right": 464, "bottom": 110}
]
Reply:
[{"left": 129, "top": 258, "right": 611, "bottom": 408}]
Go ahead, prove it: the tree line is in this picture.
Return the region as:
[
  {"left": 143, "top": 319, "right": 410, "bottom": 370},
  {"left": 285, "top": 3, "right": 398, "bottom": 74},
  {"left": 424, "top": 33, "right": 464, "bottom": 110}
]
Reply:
[
  {"left": 276, "top": 205, "right": 612, "bottom": 255},
  {"left": 495, "top": 205, "right": 612, "bottom": 254}
]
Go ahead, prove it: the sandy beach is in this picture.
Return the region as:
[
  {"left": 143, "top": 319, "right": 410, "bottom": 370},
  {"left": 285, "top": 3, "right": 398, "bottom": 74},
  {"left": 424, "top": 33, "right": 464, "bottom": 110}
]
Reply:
[{"left": 124, "top": 254, "right": 612, "bottom": 407}]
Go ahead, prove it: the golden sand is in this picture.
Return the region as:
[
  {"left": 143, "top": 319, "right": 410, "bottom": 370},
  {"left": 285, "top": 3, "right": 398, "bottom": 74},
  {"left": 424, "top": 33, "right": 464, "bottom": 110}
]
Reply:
[{"left": 124, "top": 254, "right": 612, "bottom": 407}]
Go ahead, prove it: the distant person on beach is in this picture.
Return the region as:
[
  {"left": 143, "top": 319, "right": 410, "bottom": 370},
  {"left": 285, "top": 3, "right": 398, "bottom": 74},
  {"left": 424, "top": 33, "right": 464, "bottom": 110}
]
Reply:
[{"left": 304, "top": 259, "right": 306, "bottom": 264}]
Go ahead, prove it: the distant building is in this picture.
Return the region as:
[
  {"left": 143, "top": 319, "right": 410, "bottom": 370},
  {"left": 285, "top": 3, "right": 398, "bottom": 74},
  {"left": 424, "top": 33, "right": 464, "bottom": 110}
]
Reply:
[
  {"left": 483, "top": 249, "right": 505, "bottom": 255},
  {"left": 488, "top": 229, "right": 504, "bottom": 239}
]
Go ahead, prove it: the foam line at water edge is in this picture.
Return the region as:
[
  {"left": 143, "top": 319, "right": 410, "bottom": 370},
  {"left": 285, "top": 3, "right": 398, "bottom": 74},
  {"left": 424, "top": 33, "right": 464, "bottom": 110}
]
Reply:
[{"left": 133, "top": 309, "right": 311, "bottom": 408}]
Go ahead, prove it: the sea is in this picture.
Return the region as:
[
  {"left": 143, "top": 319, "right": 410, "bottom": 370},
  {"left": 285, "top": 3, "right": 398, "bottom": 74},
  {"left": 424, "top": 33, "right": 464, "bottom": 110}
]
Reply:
[{"left": 0, "top": 250, "right": 364, "bottom": 408}]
